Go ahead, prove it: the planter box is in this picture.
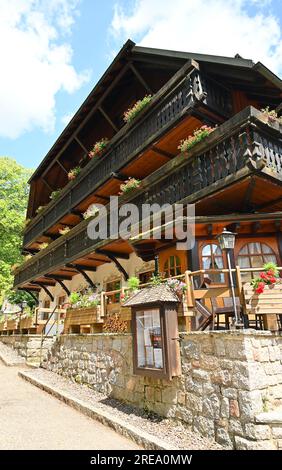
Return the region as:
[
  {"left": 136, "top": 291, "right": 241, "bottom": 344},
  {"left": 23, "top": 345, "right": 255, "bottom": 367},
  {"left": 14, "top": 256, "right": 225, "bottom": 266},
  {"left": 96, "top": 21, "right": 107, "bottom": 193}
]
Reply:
[
  {"left": 244, "top": 282, "right": 282, "bottom": 331},
  {"left": 64, "top": 306, "right": 101, "bottom": 333},
  {"left": 6, "top": 319, "right": 19, "bottom": 331},
  {"left": 0, "top": 322, "right": 6, "bottom": 332},
  {"left": 19, "top": 316, "right": 34, "bottom": 330}
]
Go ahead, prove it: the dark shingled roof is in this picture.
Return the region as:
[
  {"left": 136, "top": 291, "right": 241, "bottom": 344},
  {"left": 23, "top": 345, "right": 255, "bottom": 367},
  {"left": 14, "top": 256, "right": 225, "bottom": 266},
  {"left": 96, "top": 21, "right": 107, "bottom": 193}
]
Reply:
[{"left": 123, "top": 284, "right": 179, "bottom": 307}]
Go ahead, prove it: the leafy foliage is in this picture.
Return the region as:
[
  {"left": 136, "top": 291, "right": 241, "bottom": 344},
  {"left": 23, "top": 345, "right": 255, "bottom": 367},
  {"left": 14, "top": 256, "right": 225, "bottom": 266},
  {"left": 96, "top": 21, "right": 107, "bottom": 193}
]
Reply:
[
  {"left": 178, "top": 125, "right": 214, "bottom": 153},
  {"left": 0, "top": 157, "right": 32, "bottom": 306},
  {"left": 123, "top": 95, "right": 152, "bottom": 123}
]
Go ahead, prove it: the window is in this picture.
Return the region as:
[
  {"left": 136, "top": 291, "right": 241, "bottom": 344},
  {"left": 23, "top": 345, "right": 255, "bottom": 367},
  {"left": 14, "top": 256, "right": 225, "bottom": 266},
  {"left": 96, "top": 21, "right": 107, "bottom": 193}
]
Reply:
[
  {"left": 58, "top": 295, "right": 66, "bottom": 307},
  {"left": 139, "top": 271, "right": 154, "bottom": 284},
  {"left": 164, "top": 255, "right": 182, "bottom": 277},
  {"left": 201, "top": 243, "right": 225, "bottom": 284},
  {"left": 105, "top": 280, "right": 121, "bottom": 303},
  {"left": 238, "top": 242, "right": 278, "bottom": 281}
]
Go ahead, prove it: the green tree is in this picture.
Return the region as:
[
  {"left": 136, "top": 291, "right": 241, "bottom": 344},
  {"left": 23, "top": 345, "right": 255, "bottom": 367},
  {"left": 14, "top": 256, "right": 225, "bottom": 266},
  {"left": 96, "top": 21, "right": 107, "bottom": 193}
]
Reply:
[{"left": 0, "top": 157, "right": 32, "bottom": 305}]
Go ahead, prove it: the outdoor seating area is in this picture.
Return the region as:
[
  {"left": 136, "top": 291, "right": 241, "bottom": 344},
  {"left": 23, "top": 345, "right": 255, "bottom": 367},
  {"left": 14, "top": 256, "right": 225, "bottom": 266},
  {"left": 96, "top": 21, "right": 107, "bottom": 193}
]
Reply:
[{"left": 1, "top": 265, "right": 282, "bottom": 337}]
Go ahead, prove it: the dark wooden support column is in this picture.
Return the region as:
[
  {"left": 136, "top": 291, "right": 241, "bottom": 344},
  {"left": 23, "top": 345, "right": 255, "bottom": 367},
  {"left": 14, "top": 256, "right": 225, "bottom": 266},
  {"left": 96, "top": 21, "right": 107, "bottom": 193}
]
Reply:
[
  {"left": 187, "top": 240, "right": 200, "bottom": 287},
  {"left": 96, "top": 249, "right": 129, "bottom": 280},
  {"left": 31, "top": 283, "right": 54, "bottom": 302},
  {"left": 66, "top": 264, "right": 96, "bottom": 289},
  {"left": 276, "top": 226, "right": 282, "bottom": 265}
]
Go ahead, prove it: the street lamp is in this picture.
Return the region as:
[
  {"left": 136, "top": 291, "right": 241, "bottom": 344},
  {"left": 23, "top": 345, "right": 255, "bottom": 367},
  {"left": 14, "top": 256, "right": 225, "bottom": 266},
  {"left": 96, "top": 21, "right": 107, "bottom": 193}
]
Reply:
[
  {"left": 217, "top": 228, "right": 241, "bottom": 328},
  {"left": 20, "top": 300, "right": 28, "bottom": 314}
]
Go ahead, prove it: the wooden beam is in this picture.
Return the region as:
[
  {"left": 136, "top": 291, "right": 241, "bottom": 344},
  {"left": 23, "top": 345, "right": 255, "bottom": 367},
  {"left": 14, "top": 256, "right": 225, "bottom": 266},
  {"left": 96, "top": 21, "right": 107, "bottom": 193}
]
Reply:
[
  {"left": 45, "top": 274, "right": 73, "bottom": 281},
  {"left": 252, "top": 221, "right": 261, "bottom": 233},
  {"left": 70, "top": 263, "right": 98, "bottom": 272},
  {"left": 56, "top": 159, "right": 69, "bottom": 174},
  {"left": 96, "top": 249, "right": 130, "bottom": 260},
  {"left": 110, "top": 171, "right": 128, "bottom": 181},
  {"left": 31, "top": 283, "right": 54, "bottom": 301},
  {"left": 42, "top": 178, "right": 54, "bottom": 192},
  {"left": 129, "top": 62, "right": 153, "bottom": 94},
  {"left": 98, "top": 251, "right": 128, "bottom": 281},
  {"left": 74, "top": 136, "right": 89, "bottom": 155},
  {"left": 95, "top": 195, "right": 110, "bottom": 202},
  {"left": 243, "top": 179, "right": 256, "bottom": 210},
  {"left": 70, "top": 209, "right": 84, "bottom": 220},
  {"left": 151, "top": 146, "right": 175, "bottom": 159},
  {"left": 66, "top": 264, "right": 96, "bottom": 288},
  {"left": 255, "top": 196, "right": 282, "bottom": 211},
  {"left": 40, "top": 63, "right": 131, "bottom": 181},
  {"left": 98, "top": 106, "right": 119, "bottom": 132}
]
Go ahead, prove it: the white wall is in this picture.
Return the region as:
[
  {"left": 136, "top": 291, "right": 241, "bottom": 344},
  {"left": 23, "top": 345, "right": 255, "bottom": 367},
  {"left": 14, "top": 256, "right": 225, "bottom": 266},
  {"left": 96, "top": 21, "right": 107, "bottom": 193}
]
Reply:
[{"left": 39, "top": 252, "right": 155, "bottom": 306}]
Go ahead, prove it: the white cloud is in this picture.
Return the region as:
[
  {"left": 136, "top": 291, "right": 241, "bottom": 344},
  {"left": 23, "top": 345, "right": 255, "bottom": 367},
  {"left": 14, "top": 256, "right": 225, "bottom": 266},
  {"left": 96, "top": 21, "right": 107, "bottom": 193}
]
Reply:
[
  {"left": 61, "top": 111, "right": 75, "bottom": 126},
  {"left": 111, "top": 0, "right": 282, "bottom": 76},
  {"left": 0, "top": 0, "right": 89, "bottom": 139}
]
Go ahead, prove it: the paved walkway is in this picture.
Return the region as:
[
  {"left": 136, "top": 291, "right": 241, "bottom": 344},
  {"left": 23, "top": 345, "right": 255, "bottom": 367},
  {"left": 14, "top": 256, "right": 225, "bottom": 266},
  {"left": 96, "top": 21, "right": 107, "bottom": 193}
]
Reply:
[{"left": 0, "top": 363, "right": 140, "bottom": 450}]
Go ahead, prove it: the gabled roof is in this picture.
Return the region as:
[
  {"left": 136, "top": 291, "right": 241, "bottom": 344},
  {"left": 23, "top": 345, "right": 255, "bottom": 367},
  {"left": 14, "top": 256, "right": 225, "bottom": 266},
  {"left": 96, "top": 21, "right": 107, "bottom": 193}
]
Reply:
[
  {"left": 29, "top": 40, "right": 282, "bottom": 183},
  {"left": 123, "top": 284, "right": 179, "bottom": 307}
]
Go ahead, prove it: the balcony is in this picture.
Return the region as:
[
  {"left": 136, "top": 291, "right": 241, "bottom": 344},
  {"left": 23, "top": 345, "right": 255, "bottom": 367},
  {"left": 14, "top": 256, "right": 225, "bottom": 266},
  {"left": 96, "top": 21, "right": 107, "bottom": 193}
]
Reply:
[
  {"left": 14, "top": 106, "right": 282, "bottom": 289},
  {"left": 23, "top": 63, "right": 233, "bottom": 248}
]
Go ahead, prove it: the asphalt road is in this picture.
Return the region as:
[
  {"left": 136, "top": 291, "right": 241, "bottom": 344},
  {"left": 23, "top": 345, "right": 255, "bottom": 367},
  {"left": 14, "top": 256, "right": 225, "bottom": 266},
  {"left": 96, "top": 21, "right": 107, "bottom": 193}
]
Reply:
[{"left": 0, "top": 363, "right": 140, "bottom": 450}]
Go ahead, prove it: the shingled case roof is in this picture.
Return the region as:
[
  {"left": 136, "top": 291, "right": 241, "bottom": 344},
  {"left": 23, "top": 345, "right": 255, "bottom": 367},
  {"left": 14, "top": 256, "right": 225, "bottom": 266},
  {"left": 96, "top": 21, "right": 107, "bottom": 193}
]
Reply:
[{"left": 123, "top": 284, "right": 179, "bottom": 307}]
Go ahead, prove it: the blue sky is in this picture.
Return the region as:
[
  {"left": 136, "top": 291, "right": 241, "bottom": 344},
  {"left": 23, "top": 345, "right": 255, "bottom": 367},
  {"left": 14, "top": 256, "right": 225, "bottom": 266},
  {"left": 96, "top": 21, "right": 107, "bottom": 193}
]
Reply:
[{"left": 0, "top": 0, "right": 281, "bottom": 170}]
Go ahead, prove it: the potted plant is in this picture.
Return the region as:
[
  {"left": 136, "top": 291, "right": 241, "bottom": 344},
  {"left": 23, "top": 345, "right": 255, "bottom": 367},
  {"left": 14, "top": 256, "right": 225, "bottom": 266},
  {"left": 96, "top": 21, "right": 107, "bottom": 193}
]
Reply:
[
  {"left": 89, "top": 138, "right": 109, "bottom": 158},
  {"left": 50, "top": 189, "right": 62, "bottom": 200},
  {"left": 251, "top": 262, "right": 280, "bottom": 294},
  {"left": 178, "top": 125, "right": 214, "bottom": 154},
  {"left": 68, "top": 166, "right": 81, "bottom": 181},
  {"left": 59, "top": 226, "right": 71, "bottom": 236},
  {"left": 119, "top": 177, "right": 141, "bottom": 195},
  {"left": 38, "top": 242, "right": 49, "bottom": 251},
  {"left": 83, "top": 204, "right": 99, "bottom": 219},
  {"left": 260, "top": 107, "right": 282, "bottom": 130},
  {"left": 123, "top": 95, "right": 152, "bottom": 123}
]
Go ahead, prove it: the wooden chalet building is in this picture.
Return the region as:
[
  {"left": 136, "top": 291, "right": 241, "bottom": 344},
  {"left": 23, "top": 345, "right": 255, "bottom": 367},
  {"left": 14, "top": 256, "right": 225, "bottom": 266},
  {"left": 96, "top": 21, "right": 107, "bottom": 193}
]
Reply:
[{"left": 13, "top": 39, "right": 282, "bottom": 333}]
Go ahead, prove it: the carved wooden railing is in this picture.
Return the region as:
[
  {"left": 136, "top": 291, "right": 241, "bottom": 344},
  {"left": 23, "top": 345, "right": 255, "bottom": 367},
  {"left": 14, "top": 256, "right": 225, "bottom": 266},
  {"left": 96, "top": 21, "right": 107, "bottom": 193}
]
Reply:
[
  {"left": 14, "top": 107, "right": 282, "bottom": 288},
  {"left": 23, "top": 67, "right": 232, "bottom": 247}
]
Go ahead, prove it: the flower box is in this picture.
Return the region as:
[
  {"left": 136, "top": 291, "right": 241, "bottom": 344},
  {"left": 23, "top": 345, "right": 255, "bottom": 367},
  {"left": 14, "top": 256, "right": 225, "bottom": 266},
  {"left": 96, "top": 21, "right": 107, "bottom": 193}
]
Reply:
[
  {"left": 64, "top": 306, "right": 102, "bottom": 333},
  {"left": 6, "top": 319, "right": 19, "bottom": 331},
  {"left": 244, "top": 282, "right": 282, "bottom": 331},
  {"left": 19, "top": 316, "right": 35, "bottom": 330},
  {"left": 0, "top": 321, "right": 7, "bottom": 332}
]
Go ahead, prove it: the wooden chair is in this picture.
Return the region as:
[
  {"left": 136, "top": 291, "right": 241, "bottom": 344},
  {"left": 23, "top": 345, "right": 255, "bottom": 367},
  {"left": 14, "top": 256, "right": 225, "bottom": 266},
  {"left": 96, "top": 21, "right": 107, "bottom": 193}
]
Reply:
[{"left": 211, "top": 296, "right": 241, "bottom": 329}]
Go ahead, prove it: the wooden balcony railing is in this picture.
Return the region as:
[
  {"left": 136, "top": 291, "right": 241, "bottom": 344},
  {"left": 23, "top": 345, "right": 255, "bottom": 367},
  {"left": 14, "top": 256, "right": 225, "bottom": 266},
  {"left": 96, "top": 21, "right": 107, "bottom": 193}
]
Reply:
[
  {"left": 14, "top": 106, "right": 282, "bottom": 288},
  {"left": 23, "top": 66, "right": 233, "bottom": 247}
]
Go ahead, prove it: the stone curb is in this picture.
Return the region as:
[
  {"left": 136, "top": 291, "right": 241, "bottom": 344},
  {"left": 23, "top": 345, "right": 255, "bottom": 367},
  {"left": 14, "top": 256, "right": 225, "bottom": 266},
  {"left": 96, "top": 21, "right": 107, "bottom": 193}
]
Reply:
[
  {"left": 0, "top": 352, "right": 26, "bottom": 367},
  {"left": 19, "top": 371, "right": 176, "bottom": 451}
]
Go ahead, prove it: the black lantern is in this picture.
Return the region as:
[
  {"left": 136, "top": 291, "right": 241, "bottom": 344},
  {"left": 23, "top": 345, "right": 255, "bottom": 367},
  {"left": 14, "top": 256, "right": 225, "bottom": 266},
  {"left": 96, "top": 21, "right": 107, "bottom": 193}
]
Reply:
[
  {"left": 217, "top": 227, "right": 236, "bottom": 250},
  {"left": 217, "top": 228, "right": 242, "bottom": 328}
]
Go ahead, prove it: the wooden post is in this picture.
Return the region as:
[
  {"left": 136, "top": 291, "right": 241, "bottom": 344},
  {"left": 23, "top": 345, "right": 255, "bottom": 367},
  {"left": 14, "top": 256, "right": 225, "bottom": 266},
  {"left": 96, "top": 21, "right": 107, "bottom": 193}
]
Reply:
[
  {"left": 100, "top": 292, "right": 105, "bottom": 318},
  {"left": 185, "top": 270, "right": 195, "bottom": 308},
  {"left": 263, "top": 315, "right": 279, "bottom": 332}
]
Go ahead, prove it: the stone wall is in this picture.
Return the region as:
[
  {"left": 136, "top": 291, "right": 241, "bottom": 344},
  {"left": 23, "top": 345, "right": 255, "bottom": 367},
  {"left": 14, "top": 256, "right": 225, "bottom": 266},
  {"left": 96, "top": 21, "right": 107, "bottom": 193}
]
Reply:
[
  {"left": 43, "top": 330, "right": 282, "bottom": 449},
  {"left": 0, "top": 335, "right": 54, "bottom": 365}
]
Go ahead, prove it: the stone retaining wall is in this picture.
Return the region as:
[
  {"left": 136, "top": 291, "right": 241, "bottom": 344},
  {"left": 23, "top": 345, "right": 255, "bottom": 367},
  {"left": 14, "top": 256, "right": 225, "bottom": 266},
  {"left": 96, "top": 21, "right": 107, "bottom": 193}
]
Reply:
[
  {"left": 0, "top": 335, "right": 54, "bottom": 365},
  {"left": 36, "top": 330, "right": 282, "bottom": 448}
]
